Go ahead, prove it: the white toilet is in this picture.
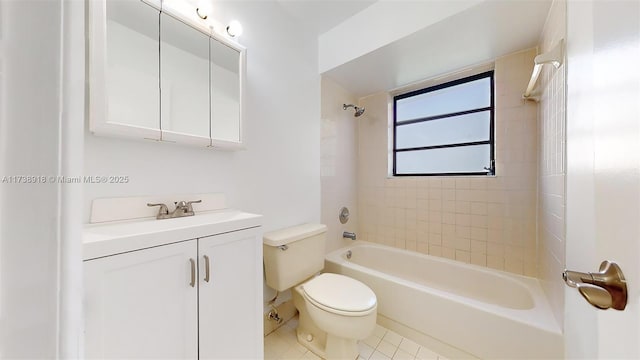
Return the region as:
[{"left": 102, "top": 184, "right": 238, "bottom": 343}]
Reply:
[{"left": 263, "top": 224, "right": 377, "bottom": 360}]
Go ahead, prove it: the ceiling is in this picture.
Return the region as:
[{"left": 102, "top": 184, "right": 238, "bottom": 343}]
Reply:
[
  {"left": 276, "top": 0, "right": 377, "bottom": 35},
  {"left": 321, "top": 0, "right": 553, "bottom": 97}
]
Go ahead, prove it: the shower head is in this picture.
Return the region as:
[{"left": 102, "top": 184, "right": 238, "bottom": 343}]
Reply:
[{"left": 343, "top": 103, "right": 365, "bottom": 117}]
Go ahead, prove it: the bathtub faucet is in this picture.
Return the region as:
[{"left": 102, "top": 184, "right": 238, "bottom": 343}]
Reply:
[{"left": 343, "top": 231, "right": 356, "bottom": 240}]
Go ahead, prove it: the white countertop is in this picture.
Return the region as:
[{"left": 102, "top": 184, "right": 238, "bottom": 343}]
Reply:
[{"left": 83, "top": 209, "right": 262, "bottom": 260}]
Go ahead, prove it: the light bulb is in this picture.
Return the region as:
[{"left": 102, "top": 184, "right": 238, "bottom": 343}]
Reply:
[{"left": 226, "top": 20, "right": 243, "bottom": 38}]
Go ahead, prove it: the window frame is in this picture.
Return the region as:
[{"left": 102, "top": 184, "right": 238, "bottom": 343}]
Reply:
[{"left": 392, "top": 70, "right": 495, "bottom": 177}]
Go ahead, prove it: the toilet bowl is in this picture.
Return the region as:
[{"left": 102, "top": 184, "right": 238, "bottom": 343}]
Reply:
[
  {"left": 294, "top": 273, "right": 377, "bottom": 359},
  {"left": 263, "top": 224, "right": 377, "bottom": 360}
]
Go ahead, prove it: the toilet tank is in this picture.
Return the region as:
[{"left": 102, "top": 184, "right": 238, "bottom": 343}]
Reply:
[{"left": 263, "top": 223, "right": 327, "bottom": 292}]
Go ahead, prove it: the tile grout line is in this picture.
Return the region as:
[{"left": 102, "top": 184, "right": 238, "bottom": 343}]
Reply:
[{"left": 265, "top": 317, "right": 444, "bottom": 360}]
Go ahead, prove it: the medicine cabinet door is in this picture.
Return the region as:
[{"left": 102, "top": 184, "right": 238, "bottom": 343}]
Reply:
[
  {"left": 160, "top": 13, "right": 211, "bottom": 146},
  {"left": 91, "top": 0, "right": 161, "bottom": 140},
  {"left": 210, "top": 37, "right": 244, "bottom": 148}
]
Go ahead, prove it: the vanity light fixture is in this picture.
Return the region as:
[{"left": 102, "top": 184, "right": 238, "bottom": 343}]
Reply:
[
  {"left": 196, "top": 3, "right": 211, "bottom": 20},
  {"left": 196, "top": 8, "right": 208, "bottom": 20},
  {"left": 226, "top": 20, "right": 243, "bottom": 37}
]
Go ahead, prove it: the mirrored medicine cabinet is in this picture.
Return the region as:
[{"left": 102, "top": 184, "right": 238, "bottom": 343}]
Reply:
[{"left": 89, "top": 0, "right": 245, "bottom": 149}]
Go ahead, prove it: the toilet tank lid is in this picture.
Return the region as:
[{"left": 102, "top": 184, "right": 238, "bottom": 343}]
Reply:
[{"left": 263, "top": 223, "right": 327, "bottom": 247}]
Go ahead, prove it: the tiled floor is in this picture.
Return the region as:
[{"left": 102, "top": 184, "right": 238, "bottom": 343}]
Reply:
[{"left": 265, "top": 316, "right": 448, "bottom": 360}]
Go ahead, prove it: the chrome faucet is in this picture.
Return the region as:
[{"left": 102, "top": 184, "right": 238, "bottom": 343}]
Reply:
[
  {"left": 148, "top": 200, "right": 202, "bottom": 220},
  {"left": 343, "top": 231, "right": 356, "bottom": 240}
]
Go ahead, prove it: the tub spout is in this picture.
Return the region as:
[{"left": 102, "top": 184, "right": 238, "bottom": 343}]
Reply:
[{"left": 343, "top": 231, "right": 356, "bottom": 240}]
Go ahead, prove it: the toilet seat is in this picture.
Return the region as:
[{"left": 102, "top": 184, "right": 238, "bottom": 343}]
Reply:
[{"left": 301, "top": 273, "right": 377, "bottom": 317}]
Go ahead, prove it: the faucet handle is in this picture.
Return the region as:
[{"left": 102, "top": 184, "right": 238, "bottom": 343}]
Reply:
[
  {"left": 147, "top": 203, "right": 170, "bottom": 218},
  {"left": 173, "top": 200, "right": 202, "bottom": 214},
  {"left": 185, "top": 200, "right": 202, "bottom": 212}
]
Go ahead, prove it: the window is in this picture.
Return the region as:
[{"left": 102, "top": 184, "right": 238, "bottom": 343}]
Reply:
[{"left": 393, "top": 71, "right": 495, "bottom": 176}]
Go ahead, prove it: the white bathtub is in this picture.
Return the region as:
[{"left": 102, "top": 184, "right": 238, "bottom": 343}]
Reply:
[{"left": 324, "top": 242, "right": 563, "bottom": 359}]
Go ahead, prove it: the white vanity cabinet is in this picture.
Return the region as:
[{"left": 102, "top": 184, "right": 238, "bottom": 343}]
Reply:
[
  {"left": 198, "top": 231, "right": 262, "bottom": 359},
  {"left": 84, "top": 240, "right": 199, "bottom": 358},
  {"left": 84, "top": 224, "right": 262, "bottom": 359}
]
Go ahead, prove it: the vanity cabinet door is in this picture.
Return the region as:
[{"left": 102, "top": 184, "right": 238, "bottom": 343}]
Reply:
[
  {"left": 210, "top": 37, "right": 244, "bottom": 148},
  {"left": 160, "top": 13, "right": 211, "bottom": 146},
  {"left": 84, "top": 240, "right": 198, "bottom": 359},
  {"left": 89, "top": 0, "right": 161, "bottom": 140},
  {"left": 198, "top": 228, "right": 263, "bottom": 359}
]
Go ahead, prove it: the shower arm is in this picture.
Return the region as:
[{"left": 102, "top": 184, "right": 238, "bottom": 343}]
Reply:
[{"left": 343, "top": 103, "right": 365, "bottom": 117}]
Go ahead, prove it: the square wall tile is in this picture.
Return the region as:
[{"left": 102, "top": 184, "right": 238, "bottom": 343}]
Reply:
[{"left": 355, "top": 49, "right": 541, "bottom": 277}]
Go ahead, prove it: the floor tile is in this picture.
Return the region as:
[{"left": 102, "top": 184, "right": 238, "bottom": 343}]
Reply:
[
  {"left": 370, "top": 350, "right": 392, "bottom": 360},
  {"left": 393, "top": 349, "right": 416, "bottom": 360},
  {"left": 279, "top": 347, "right": 306, "bottom": 360},
  {"left": 265, "top": 316, "right": 445, "bottom": 360},
  {"left": 376, "top": 340, "right": 398, "bottom": 358},
  {"left": 363, "top": 334, "right": 383, "bottom": 349},
  {"left": 265, "top": 333, "right": 291, "bottom": 357},
  {"left": 373, "top": 324, "right": 388, "bottom": 338},
  {"left": 382, "top": 331, "right": 403, "bottom": 347},
  {"left": 398, "top": 338, "right": 420, "bottom": 356},
  {"left": 276, "top": 326, "right": 298, "bottom": 343},
  {"left": 416, "top": 346, "right": 439, "bottom": 360},
  {"left": 264, "top": 347, "right": 280, "bottom": 360},
  {"left": 358, "top": 342, "right": 375, "bottom": 359}
]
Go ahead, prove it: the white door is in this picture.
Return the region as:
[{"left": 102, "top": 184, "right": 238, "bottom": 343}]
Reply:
[
  {"left": 84, "top": 240, "right": 199, "bottom": 359},
  {"left": 565, "top": 0, "right": 640, "bottom": 358},
  {"left": 198, "top": 229, "right": 263, "bottom": 359}
]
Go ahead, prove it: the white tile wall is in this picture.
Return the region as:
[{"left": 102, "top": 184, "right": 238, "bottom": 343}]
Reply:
[
  {"left": 320, "top": 76, "right": 360, "bottom": 253},
  {"left": 537, "top": 0, "right": 566, "bottom": 327},
  {"left": 356, "top": 49, "right": 539, "bottom": 276}
]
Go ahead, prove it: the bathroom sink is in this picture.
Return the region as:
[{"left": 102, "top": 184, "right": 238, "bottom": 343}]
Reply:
[{"left": 83, "top": 210, "right": 262, "bottom": 260}]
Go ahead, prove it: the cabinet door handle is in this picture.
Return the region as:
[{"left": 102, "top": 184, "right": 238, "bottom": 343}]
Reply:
[
  {"left": 204, "top": 255, "right": 211, "bottom": 283},
  {"left": 189, "top": 258, "right": 196, "bottom": 288}
]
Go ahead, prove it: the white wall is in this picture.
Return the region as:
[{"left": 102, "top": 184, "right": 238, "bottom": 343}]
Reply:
[
  {"left": 84, "top": 1, "right": 321, "bottom": 306},
  {"left": 0, "top": 0, "right": 85, "bottom": 357},
  {"left": 537, "top": 0, "right": 566, "bottom": 329},
  {"left": 320, "top": 77, "right": 359, "bottom": 253},
  {"left": 0, "top": 2, "right": 60, "bottom": 356},
  {"left": 85, "top": 1, "right": 320, "bottom": 228}
]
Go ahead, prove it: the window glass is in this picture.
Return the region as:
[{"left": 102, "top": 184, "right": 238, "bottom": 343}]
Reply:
[
  {"left": 396, "top": 145, "right": 491, "bottom": 174},
  {"left": 395, "top": 110, "right": 490, "bottom": 150},
  {"left": 393, "top": 71, "right": 494, "bottom": 176},
  {"left": 396, "top": 77, "right": 491, "bottom": 122}
]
